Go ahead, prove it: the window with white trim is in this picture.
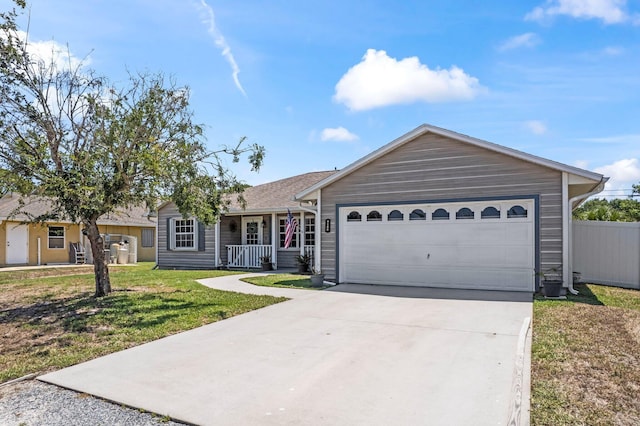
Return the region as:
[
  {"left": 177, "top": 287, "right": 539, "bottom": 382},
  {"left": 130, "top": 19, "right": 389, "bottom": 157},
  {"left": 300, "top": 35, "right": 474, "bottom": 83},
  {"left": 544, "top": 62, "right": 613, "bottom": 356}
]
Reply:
[
  {"left": 279, "top": 217, "right": 298, "bottom": 248},
  {"left": 366, "top": 210, "right": 382, "bottom": 221},
  {"left": 347, "top": 211, "right": 361, "bottom": 221},
  {"left": 410, "top": 209, "right": 426, "bottom": 220},
  {"left": 48, "top": 226, "right": 64, "bottom": 249},
  {"left": 455, "top": 207, "right": 474, "bottom": 220},
  {"left": 507, "top": 205, "right": 528, "bottom": 218},
  {"left": 304, "top": 217, "right": 315, "bottom": 247},
  {"left": 481, "top": 206, "right": 500, "bottom": 219},
  {"left": 173, "top": 218, "right": 195, "bottom": 249},
  {"left": 432, "top": 208, "right": 450, "bottom": 220},
  {"left": 388, "top": 210, "right": 404, "bottom": 221}
]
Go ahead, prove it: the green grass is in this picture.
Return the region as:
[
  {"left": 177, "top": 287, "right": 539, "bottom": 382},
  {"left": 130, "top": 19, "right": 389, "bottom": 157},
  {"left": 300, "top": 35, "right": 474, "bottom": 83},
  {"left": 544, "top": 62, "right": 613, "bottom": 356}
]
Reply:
[
  {"left": 241, "top": 273, "right": 328, "bottom": 289},
  {"left": 531, "top": 283, "right": 640, "bottom": 425},
  {"left": 0, "top": 263, "right": 286, "bottom": 382}
]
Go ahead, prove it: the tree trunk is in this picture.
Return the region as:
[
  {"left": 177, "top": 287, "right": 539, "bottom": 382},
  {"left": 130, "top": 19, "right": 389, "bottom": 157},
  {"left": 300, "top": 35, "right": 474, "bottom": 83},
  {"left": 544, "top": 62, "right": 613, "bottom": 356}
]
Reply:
[{"left": 84, "top": 219, "right": 111, "bottom": 297}]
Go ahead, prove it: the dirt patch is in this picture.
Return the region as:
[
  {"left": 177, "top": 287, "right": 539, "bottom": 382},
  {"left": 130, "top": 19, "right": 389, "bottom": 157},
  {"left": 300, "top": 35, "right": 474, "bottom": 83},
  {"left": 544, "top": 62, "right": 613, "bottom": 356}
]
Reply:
[{"left": 532, "top": 301, "right": 640, "bottom": 425}]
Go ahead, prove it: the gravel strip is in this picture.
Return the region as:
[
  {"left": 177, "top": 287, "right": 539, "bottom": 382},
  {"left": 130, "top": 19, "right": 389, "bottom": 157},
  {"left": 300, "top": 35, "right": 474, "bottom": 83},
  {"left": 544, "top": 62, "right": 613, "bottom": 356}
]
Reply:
[{"left": 0, "top": 380, "right": 185, "bottom": 426}]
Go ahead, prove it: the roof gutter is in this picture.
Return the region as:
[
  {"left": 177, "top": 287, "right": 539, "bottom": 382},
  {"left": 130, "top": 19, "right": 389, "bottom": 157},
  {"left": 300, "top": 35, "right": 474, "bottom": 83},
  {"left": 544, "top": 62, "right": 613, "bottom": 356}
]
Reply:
[{"left": 567, "top": 176, "right": 609, "bottom": 295}]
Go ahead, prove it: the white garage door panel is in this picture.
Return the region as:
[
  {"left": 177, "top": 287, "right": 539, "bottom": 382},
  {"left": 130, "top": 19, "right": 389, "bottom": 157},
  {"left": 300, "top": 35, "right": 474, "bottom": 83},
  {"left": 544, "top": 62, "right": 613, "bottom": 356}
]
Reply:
[{"left": 339, "top": 199, "right": 535, "bottom": 291}]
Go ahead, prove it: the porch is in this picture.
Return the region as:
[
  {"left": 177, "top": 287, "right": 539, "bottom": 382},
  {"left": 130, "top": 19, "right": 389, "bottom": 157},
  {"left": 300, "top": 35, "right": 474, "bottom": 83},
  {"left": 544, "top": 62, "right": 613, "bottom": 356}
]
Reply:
[
  {"left": 221, "top": 212, "right": 318, "bottom": 270},
  {"left": 226, "top": 245, "right": 315, "bottom": 269}
]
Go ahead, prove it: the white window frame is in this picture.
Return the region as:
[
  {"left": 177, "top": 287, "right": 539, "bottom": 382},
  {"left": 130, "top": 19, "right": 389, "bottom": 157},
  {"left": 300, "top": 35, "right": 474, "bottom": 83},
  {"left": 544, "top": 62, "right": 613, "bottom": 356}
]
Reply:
[
  {"left": 242, "top": 216, "right": 264, "bottom": 245},
  {"left": 304, "top": 217, "right": 315, "bottom": 247},
  {"left": 278, "top": 215, "right": 298, "bottom": 250},
  {"left": 48, "top": 226, "right": 65, "bottom": 250},
  {"left": 170, "top": 218, "right": 197, "bottom": 251}
]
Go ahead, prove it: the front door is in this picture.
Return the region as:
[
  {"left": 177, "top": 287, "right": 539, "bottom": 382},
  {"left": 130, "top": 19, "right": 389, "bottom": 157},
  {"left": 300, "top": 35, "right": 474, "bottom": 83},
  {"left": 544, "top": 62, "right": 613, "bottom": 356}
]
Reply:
[
  {"left": 6, "top": 223, "right": 29, "bottom": 264},
  {"left": 242, "top": 216, "right": 263, "bottom": 245}
]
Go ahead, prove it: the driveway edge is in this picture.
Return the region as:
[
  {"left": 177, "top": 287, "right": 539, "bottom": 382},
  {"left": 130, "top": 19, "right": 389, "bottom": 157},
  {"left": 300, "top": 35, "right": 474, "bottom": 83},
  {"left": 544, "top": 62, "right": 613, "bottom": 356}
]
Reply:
[{"left": 507, "top": 316, "right": 531, "bottom": 426}]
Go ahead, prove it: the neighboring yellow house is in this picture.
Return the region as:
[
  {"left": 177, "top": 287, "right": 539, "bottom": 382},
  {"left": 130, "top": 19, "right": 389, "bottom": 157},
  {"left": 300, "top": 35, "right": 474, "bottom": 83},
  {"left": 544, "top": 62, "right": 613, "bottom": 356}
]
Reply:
[{"left": 0, "top": 194, "right": 156, "bottom": 267}]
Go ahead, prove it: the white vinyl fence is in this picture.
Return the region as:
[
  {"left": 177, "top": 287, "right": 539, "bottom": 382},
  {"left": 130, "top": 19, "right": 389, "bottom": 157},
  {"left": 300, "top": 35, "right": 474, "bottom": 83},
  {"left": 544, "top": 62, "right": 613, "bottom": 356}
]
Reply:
[{"left": 573, "top": 220, "right": 640, "bottom": 289}]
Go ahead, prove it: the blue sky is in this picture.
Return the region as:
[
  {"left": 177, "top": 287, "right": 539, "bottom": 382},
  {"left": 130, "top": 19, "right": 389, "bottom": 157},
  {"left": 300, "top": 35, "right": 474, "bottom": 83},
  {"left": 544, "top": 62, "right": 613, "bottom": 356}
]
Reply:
[{"left": 6, "top": 0, "right": 640, "bottom": 197}]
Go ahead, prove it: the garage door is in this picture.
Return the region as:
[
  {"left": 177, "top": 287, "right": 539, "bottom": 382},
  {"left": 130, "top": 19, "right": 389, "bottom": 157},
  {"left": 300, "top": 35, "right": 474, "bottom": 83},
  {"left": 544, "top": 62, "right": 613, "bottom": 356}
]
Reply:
[{"left": 338, "top": 199, "right": 535, "bottom": 291}]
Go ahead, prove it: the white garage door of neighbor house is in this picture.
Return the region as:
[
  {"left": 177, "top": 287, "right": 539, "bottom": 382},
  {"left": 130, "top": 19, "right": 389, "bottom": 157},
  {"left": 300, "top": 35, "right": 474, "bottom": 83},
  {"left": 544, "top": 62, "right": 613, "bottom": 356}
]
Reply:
[
  {"left": 339, "top": 199, "right": 535, "bottom": 292},
  {"left": 6, "top": 223, "right": 29, "bottom": 265}
]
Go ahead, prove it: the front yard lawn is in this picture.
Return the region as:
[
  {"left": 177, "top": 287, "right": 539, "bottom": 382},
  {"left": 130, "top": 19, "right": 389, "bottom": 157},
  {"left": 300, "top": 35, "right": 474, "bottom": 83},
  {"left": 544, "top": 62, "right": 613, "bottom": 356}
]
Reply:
[
  {"left": 0, "top": 263, "right": 286, "bottom": 383},
  {"left": 241, "top": 273, "right": 329, "bottom": 289},
  {"left": 531, "top": 283, "right": 640, "bottom": 425}
]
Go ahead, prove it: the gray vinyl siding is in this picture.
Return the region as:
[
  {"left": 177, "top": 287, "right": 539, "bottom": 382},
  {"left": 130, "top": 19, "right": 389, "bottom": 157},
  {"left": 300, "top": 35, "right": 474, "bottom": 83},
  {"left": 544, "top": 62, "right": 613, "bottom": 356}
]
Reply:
[
  {"left": 320, "top": 132, "right": 563, "bottom": 282},
  {"left": 277, "top": 250, "right": 299, "bottom": 268},
  {"left": 157, "top": 203, "right": 216, "bottom": 269},
  {"left": 219, "top": 215, "right": 240, "bottom": 266}
]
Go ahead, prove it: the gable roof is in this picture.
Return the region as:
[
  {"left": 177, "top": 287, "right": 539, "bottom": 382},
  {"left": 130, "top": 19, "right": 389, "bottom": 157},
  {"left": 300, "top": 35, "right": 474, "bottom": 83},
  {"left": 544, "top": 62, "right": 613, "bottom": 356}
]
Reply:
[
  {"left": 0, "top": 194, "right": 156, "bottom": 227},
  {"left": 226, "top": 171, "right": 337, "bottom": 213},
  {"left": 295, "top": 123, "right": 606, "bottom": 200}
]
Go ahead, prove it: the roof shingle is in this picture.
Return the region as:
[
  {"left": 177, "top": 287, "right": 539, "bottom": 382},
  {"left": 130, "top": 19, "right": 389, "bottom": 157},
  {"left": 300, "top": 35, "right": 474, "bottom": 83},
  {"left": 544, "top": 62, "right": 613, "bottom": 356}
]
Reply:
[
  {"left": 0, "top": 194, "right": 156, "bottom": 227},
  {"left": 227, "top": 170, "right": 337, "bottom": 212}
]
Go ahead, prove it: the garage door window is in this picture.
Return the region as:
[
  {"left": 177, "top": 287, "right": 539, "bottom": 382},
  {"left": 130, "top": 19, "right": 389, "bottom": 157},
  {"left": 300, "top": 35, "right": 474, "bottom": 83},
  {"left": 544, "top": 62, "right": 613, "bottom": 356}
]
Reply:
[
  {"left": 367, "top": 211, "right": 382, "bottom": 221},
  {"left": 347, "top": 211, "right": 362, "bottom": 222},
  {"left": 388, "top": 210, "right": 404, "bottom": 221},
  {"left": 409, "top": 209, "right": 426, "bottom": 220},
  {"left": 507, "top": 205, "right": 527, "bottom": 218},
  {"left": 456, "top": 207, "right": 474, "bottom": 220},
  {"left": 432, "top": 208, "right": 449, "bottom": 220},
  {"left": 481, "top": 207, "right": 500, "bottom": 219}
]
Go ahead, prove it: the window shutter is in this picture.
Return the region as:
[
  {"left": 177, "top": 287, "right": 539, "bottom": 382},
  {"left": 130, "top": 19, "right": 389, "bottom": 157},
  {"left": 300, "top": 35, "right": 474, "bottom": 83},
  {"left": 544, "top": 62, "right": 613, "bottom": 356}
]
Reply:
[
  {"left": 166, "top": 218, "right": 172, "bottom": 251},
  {"left": 198, "top": 221, "right": 206, "bottom": 251}
]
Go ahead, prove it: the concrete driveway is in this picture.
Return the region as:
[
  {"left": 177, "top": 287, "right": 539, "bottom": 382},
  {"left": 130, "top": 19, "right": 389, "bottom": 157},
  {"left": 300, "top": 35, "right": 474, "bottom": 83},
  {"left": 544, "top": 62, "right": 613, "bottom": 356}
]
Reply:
[{"left": 39, "top": 274, "right": 532, "bottom": 426}]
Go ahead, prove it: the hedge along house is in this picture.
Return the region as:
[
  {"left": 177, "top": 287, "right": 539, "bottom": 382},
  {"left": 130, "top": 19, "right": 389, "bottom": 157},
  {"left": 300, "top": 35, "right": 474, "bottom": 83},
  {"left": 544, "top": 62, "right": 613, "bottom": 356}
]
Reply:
[
  {"left": 158, "top": 124, "right": 606, "bottom": 293},
  {"left": 294, "top": 124, "right": 606, "bottom": 293},
  {"left": 0, "top": 194, "right": 157, "bottom": 267},
  {"left": 157, "top": 171, "right": 337, "bottom": 270}
]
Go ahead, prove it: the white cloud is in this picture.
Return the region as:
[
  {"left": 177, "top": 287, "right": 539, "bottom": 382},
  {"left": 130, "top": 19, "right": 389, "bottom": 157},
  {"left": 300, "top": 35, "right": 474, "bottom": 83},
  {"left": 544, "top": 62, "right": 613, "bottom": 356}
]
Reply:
[
  {"left": 596, "top": 158, "right": 640, "bottom": 181},
  {"left": 498, "top": 33, "right": 541, "bottom": 51},
  {"left": 526, "top": 0, "right": 631, "bottom": 24},
  {"left": 595, "top": 158, "right": 640, "bottom": 197},
  {"left": 578, "top": 133, "right": 640, "bottom": 144},
  {"left": 196, "top": 0, "right": 246, "bottom": 97},
  {"left": 574, "top": 160, "right": 590, "bottom": 169},
  {"left": 7, "top": 30, "right": 88, "bottom": 73},
  {"left": 525, "top": 120, "right": 548, "bottom": 135},
  {"left": 333, "top": 49, "right": 484, "bottom": 111},
  {"left": 603, "top": 46, "right": 624, "bottom": 55},
  {"left": 320, "top": 127, "right": 359, "bottom": 142}
]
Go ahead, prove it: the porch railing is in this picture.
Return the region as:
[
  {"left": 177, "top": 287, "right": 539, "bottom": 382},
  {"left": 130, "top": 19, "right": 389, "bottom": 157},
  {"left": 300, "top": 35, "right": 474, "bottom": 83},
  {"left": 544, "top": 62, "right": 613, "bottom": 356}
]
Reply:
[
  {"left": 227, "top": 245, "right": 273, "bottom": 268},
  {"left": 304, "top": 245, "right": 315, "bottom": 267}
]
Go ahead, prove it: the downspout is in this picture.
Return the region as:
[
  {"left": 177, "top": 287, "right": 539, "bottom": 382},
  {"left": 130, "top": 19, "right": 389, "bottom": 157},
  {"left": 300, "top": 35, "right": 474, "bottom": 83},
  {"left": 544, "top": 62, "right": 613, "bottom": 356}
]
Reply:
[
  {"left": 271, "top": 213, "right": 277, "bottom": 269},
  {"left": 567, "top": 177, "right": 608, "bottom": 295}
]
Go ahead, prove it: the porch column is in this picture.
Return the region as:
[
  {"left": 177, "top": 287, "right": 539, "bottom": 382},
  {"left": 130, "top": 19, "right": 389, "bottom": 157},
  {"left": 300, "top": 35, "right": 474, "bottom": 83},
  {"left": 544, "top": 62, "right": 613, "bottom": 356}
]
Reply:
[
  {"left": 214, "top": 219, "right": 220, "bottom": 268},
  {"left": 271, "top": 213, "right": 277, "bottom": 269},
  {"left": 562, "top": 172, "right": 570, "bottom": 286},
  {"left": 315, "top": 189, "right": 321, "bottom": 273},
  {"left": 300, "top": 211, "right": 305, "bottom": 255}
]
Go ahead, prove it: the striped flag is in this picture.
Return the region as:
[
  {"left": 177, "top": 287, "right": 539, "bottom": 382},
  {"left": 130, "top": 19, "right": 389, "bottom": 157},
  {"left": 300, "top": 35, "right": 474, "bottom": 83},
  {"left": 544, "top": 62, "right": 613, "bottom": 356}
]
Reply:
[{"left": 284, "top": 209, "right": 298, "bottom": 249}]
